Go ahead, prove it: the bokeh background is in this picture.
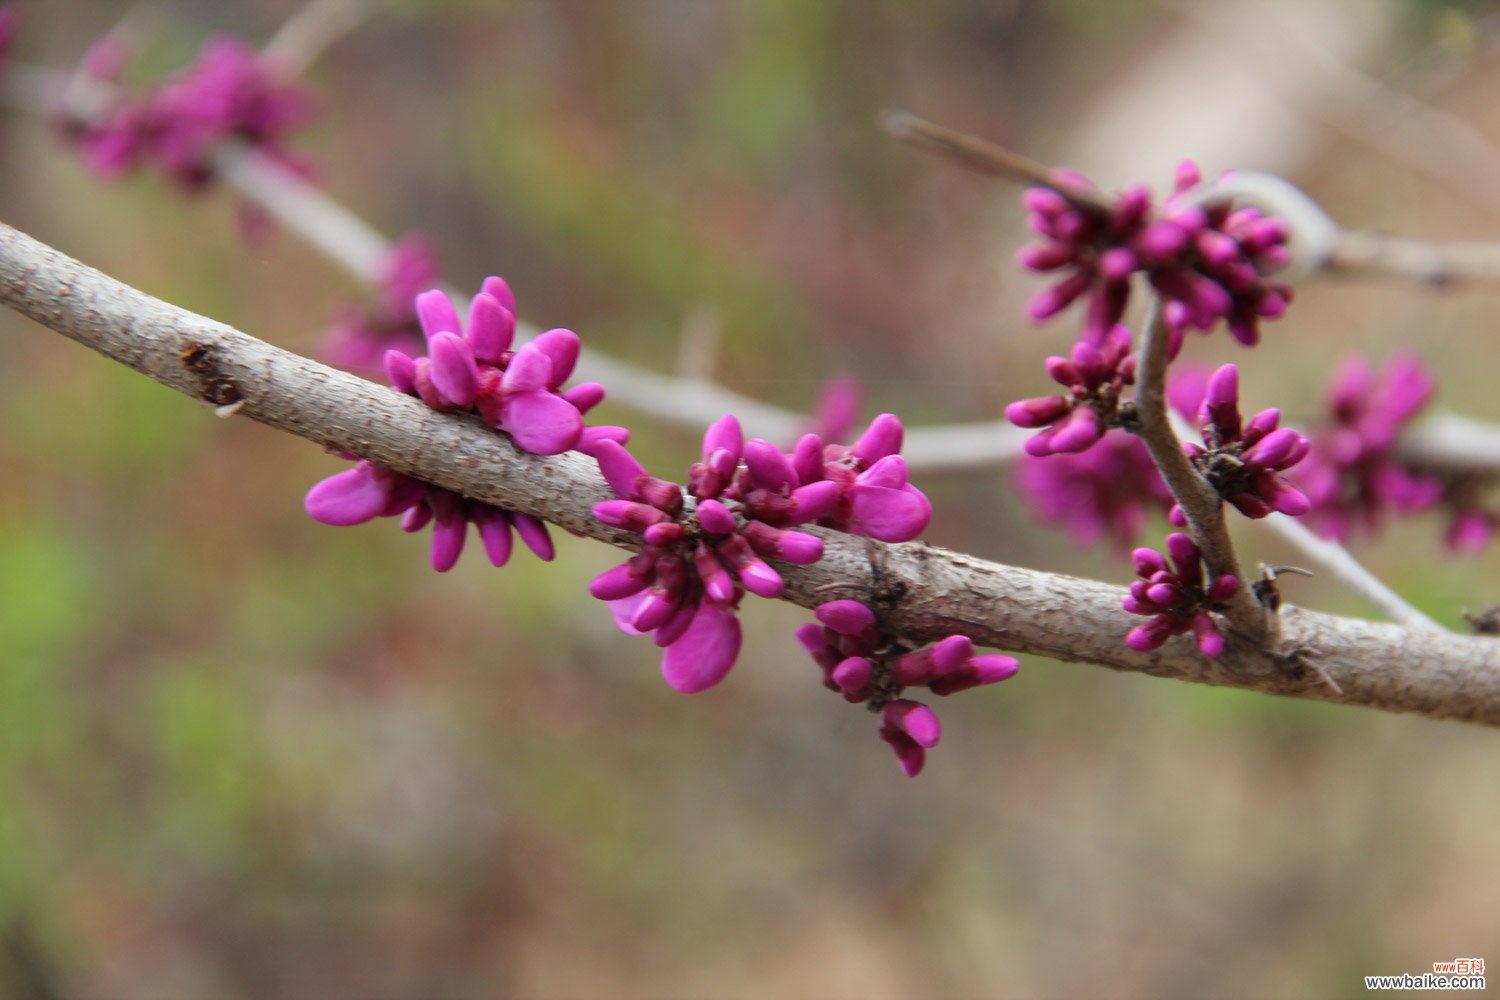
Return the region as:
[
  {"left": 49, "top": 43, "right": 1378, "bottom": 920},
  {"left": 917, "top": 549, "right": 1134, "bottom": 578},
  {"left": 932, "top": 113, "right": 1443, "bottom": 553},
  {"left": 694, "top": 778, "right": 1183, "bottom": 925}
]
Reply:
[{"left": 2, "top": 1, "right": 1499, "bottom": 997}]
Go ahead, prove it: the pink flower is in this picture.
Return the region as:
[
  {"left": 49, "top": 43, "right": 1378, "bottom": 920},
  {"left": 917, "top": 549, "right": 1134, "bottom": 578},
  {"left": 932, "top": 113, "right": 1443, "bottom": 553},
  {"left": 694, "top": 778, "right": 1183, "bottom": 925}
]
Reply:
[
  {"left": 1122, "top": 533, "right": 1239, "bottom": 657},
  {"left": 306, "top": 277, "right": 613, "bottom": 571},
  {"left": 1005, "top": 324, "right": 1135, "bottom": 456},
  {"left": 61, "top": 35, "right": 316, "bottom": 192},
  {"left": 304, "top": 460, "right": 553, "bottom": 572},
  {"left": 1293, "top": 355, "right": 1443, "bottom": 542},
  {"left": 1176, "top": 363, "right": 1311, "bottom": 520},
  {"left": 779, "top": 414, "right": 933, "bottom": 543},
  {"left": 796, "top": 599, "right": 1019, "bottom": 776},
  {"left": 591, "top": 418, "right": 827, "bottom": 693},
  {"left": 1019, "top": 162, "right": 1292, "bottom": 345}
]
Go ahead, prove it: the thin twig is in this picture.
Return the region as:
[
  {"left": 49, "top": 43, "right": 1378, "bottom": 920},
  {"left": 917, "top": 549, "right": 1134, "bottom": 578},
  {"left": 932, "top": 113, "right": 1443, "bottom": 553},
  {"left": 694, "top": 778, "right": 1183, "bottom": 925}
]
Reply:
[
  {"left": 1401, "top": 412, "right": 1500, "bottom": 472},
  {"left": 1323, "top": 231, "right": 1500, "bottom": 288},
  {"left": 884, "top": 108, "right": 1500, "bottom": 289},
  {"left": 1166, "top": 411, "right": 1444, "bottom": 633},
  {"left": 1133, "top": 300, "right": 1271, "bottom": 652},
  {"left": 3, "top": 222, "right": 1499, "bottom": 723},
  {"left": 261, "top": 0, "right": 379, "bottom": 78},
  {"left": 879, "top": 110, "right": 1113, "bottom": 213}
]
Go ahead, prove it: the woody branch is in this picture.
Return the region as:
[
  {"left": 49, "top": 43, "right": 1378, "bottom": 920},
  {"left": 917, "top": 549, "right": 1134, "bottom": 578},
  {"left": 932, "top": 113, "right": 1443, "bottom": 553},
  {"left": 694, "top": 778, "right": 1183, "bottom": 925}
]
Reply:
[{"left": 3, "top": 223, "right": 1499, "bottom": 725}]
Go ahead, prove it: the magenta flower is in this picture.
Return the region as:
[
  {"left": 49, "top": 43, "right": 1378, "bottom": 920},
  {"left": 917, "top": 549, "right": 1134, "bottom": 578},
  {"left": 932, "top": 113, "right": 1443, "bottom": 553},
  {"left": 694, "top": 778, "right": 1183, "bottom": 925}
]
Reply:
[
  {"left": 795, "top": 599, "right": 1019, "bottom": 776},
  {"left": 323, "top": 235, "right": 442, "bottom": 374},
  {"left": 777, "top": 414, "right": 932, "bottom": 542},
  {"left": 1122, "top": 533, "right": 1240, "bottom": 657},
  {"left": 1178, "top": 363, "right": 1311, "bottom": 520},
  {"left": 1005, "top": 324, "right": 1135, "bottom": 456},
  {"left": 1293, "top": 355, "right": 1444, "bottom": 542},
  {"left": 1019, "top": 162, "right": 1292, "bottom": 345},
  {"left": 306, "top": 277, "right": 613, "bottom": 571},
  {"left": 61, "top": 35, "right": 315, "bottom": 192},
  {"left": 305, "top": 459, "right": 552, "bottom": 572},
  {"left": 388, "top": 278, "right": 595, "bottom": 454},
  {"left": 590, "top": 417, "right": 827, "bottom": 694}
]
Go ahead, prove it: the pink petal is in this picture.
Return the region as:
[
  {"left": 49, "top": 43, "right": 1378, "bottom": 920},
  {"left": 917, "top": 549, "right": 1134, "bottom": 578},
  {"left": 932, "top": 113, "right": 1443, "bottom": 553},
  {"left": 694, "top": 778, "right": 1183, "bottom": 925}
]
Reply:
[
  {"left": 857, "top": 454, "right": 909, "bottom": 490},
  {"left": 607, "top": 593, "right": 651, "bottom": 636},
  {"left": 481, "top": 276, "right": 516, "bottom": 313},
  {"left": 428, "top": 331, "right": 480, "bottom": 406},
  {"left": 744, "top": 439, "right": 799, "bottom": 492},
  {"left": 594, "top": 440, "right": 648, "bottom": 499},
  {"left": 563, "top": 383, "right": 607, "bottom": 414},
  {"left": 530, "top": 328, "right": 581, "bottom": 388},
  {"left": 416, "top": 289, "right": 462, "bottom": 342},
  {"left": 696, "top": 498, "right": 738, "bottom": 535},
  {"left": 476, "top": 509, "right": 514, "bottom": 566},
  {"left": 466, "top": 293, "right": 514, "bottom": 364},
  {"left": 429, "top": 517, "right": 467, "bottom": 572},
  {"left": 502, "top": 390, "right": 583, "bottom": 455},
  {"left": 853, "top": 413, "right": 904, "bottom": 461},
  {"left": 501, "top": 344, "right": 554, "bottom": 393},
  {"left": 384, "top": 350, "right": 416, "bottom": 394},
  {"left": 661, "top": 602, "right": 742, "bottom": 693},
  {"left": 576, "top": 425, "right": 631, "bottom": 456},
  {"left": 815, "top": 600, "right": 876, "bottom": 636},
  {"left": 512, "top": 513, "right": 555, "bottom": 561},
  {"left": 305, "top": 466, "right": 389, "bottom": 525},
  {"left": 849, "top": 483, "right": 930, "bottom": 542},
  {"left": 791, "top": 434, "right": 825, "bottom": 485}
]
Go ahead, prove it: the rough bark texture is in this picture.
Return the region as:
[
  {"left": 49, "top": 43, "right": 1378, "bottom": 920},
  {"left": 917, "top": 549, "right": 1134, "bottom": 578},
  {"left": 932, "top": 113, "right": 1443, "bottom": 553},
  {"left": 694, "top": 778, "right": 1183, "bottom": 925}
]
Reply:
[{"left": 3, "top": 223, "right": 1499, "bottom": 726}]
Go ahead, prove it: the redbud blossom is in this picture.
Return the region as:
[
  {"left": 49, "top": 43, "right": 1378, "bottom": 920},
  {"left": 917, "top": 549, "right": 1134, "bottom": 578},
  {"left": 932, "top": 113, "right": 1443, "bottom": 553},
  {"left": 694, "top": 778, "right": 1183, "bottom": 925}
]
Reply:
[
  {"left": 1005, "top": 324, "right": 1136, "bottom": 456},
  {"left": 306, "top": 278, "right": 610, "bottom": 570},
  {"left": 1177, "top": 363, "right": 1311, "bottom": 520},
  {"left": 1122, "top": 533, "right": 1239, "bottom": 657},
  {"left": 1293, "top": 355, "right": 1445, "bottom": 542},
  {"left": 61, "top": 35, "right": 315, "bottom": 193},
  {"left": 796, "top": 600, "right": 1020, "bottom": 776},
  {"left": 1019, "top": 162, "right": 1292, "bottom": 345}
]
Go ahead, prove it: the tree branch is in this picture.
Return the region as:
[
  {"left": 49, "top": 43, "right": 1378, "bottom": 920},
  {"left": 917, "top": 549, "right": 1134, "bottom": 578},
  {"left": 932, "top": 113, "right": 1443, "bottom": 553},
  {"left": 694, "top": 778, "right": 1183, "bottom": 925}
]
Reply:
[
  {"left": 1132, "top": 299, "right": 1271, "bottom": 651},
  {"left": 4, "top": 223, "right": 1498, "bottom": 725}
]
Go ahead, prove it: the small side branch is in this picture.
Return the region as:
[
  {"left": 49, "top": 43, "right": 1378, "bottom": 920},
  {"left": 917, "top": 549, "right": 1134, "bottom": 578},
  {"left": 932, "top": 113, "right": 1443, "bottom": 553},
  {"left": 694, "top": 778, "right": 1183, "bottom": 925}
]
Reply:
[
  {"left": 1132, "top": 300, "right": 1271, "bottom": 651},
  {"left": 884, "top": 108, "right": 1500, "bottom": 290}
]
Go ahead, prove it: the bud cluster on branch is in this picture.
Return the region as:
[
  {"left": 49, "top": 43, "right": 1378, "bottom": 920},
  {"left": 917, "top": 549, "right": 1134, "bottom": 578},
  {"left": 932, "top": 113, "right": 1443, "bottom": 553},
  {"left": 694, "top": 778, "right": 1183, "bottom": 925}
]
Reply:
[{"left": 3, "top": 13, "right": 1500, "bottom": 776}]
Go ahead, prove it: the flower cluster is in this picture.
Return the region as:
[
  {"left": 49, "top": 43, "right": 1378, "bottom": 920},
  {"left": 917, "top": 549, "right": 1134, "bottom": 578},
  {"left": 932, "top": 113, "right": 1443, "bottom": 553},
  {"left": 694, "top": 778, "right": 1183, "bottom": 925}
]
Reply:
[
  {"left": 590, "top": 413, "right": 933, "bottom": 693},
  {"left": 323, "top": 235, "right": 441, "bottom": 374},
  {"left": 1123, "top": 533, "right": 1239, "bottom": 656},
  {"left": 1179, "top": 363, "right": 1311, "bottom": 520},
  {"left": 1005, "top": 324, "right": 1136, "bottom": 456},
  {"left": 1014, "top": 366, "right": 1215, "bottom": 549},
  {"left": 1293, "top": 355, "right": 1443, "bottom": 543},
  {"left": 1020, "top": 162, "right": 1292, "bottom": 346},
  {"left": 1293, "top": 355, "right": 1497, "bottom": 550},
  {"left": 60, "top": 35, "right": 314, "bottom": 192},
  {"left": 590, "top": 418, "right": 829, "bottom": 694},
  {"left": 306, "top": 458, "right": 555, "bottom": 572},
  {"left": 306, "top": 277, "right": 622, "bottom": 570},
  {"left": 796, "top": 600, "right": 1019, "bottom": 776}
]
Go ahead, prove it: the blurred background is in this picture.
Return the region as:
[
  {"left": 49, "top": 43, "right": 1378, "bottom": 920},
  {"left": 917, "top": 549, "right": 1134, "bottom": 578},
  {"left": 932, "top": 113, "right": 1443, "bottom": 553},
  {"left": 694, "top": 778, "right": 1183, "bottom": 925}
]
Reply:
[{"left": 2, "top": 1, "right": 1499, "bottom": 997}]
